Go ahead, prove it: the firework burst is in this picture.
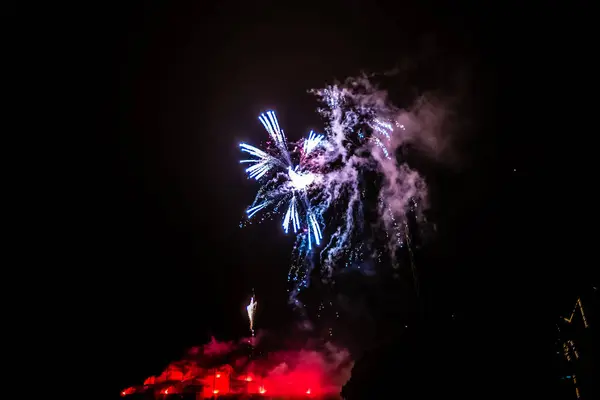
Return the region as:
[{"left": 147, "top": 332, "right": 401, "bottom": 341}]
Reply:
[
  {"left": 240, "top": 111, "right": 325, "bottom": 252},
  {"left": 239, "top": 77, "right": 431, "bottom": 299}
]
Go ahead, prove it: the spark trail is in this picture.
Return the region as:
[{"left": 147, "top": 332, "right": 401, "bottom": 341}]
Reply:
[{"left": 247, "top": 295, "right": 257, "bottom": 336}]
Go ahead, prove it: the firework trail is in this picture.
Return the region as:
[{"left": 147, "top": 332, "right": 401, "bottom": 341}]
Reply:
[
  {"left": 246, "top": 295, "right": 258, "bottom": 336},
  {"left": 240, "top": 76, "right": 435, "bottom": 299}
]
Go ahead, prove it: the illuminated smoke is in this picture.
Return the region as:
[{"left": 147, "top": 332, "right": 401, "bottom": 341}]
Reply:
[
  {"left": 310, "top": 75, "right": 441, "bottom": 273},
  {"left": 202, "top": 336, "right": 237, "bottom": 356},
  {"left": 121, "top": 334, "right": 353, "bottom": 399}
]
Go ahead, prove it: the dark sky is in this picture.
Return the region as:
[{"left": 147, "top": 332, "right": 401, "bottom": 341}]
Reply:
[{"left": 73, "top": 0, "right": 597, "bottom": 396}]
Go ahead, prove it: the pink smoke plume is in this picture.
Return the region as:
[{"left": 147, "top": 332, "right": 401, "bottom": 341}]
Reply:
[
  {"left": 202, "top": 336, "right": 237, "bottom": 356},
  {"left": 307, "top": 74, "right": 451, "bottom": 272}
]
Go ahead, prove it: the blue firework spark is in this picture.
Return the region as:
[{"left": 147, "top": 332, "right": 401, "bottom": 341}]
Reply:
[{"left": 239, "top": 111, "right": 324, "bottom": 250}]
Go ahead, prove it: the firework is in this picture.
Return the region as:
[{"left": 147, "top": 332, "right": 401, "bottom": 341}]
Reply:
[
  {"left": 239, "top": 77, "right": 430, "bottom": 297},
  {"left": 246, "top": 295, "right": 257, "bottom": 335},
  {"left": 240, "top": 111, "right": 324, "bottom": 250}
]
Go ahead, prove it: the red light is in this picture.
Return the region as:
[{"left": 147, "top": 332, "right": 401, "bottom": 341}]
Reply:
[
  {"left": 259, "top": 386, "right": 266, "bottom": 394},
  {"left": 213, "top": 389, "right": 219, "bottom": 394},
  {"left": 121, "top": 387, "right": 136, "bottom": 397},
  {"left": 216, "top": 373, "right": 221, "bottom": 378},
  {"left": 245, "top": 376, "right": 253, "bottom": 382},
  {"left": 306, "top": 388, "right": 311, "bottom": 394}
]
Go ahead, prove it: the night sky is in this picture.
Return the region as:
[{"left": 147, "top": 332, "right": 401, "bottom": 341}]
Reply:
[{"left": 74, "top": 1, "right": 597, "bottom": 398}]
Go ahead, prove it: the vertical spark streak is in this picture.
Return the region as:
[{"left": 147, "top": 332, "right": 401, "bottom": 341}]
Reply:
[
  {"left": 246, "top": 295, "right": 257, "bottom": 336},
  {"left": 272, "top": 114, "right": 282, "bottom": 137},
  {"left": 267, "top": 111, "right": 282, "bottom": 142},
  {"left": 283, "top": 200, "right": 293, "bottom": 234},
  {"left": 258, "top": 114, "right": 276, "bottom": 141},
  {"left": 291, "top": 199, "right": 300, "bottom": 233},
  {"left": 309, "top": 213, "right": 322, "bottom": 245}
]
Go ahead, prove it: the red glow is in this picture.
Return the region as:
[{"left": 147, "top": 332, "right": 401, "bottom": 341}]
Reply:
[
  {"left": 252, "top": 368, "right": 323, "bottom": 397},
  {"left": 126, "top": 336, "right": 352, "bottom": 399},
  {"left": 143, "top": 376, "right": 155, "bottom": 385},
  {"left": 120, "top": 387, "right": 136, "bottom": 397}
]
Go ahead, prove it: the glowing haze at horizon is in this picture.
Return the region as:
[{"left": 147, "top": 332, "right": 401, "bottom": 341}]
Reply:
[{"left": 120, "top": 335, "right": 353, "bottom": 398}]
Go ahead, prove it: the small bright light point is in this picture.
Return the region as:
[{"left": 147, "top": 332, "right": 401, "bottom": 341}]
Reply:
[
  {"left": 213, "top": 389, "right": 219, "bottom": 394},
  {"left": 306, "top": 388, "right": 311, "bottom": 394},
  {"left": 216, "top": 373, "right": 221, "bottom": 378}
]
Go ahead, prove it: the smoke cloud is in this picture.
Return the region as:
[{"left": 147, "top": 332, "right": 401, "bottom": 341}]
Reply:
[
  {"left": 122, "top": 333, "right": 353, "bottom": 398},
  {"left": 306, "top": 74, "right": 450, "bottom": 276}
]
